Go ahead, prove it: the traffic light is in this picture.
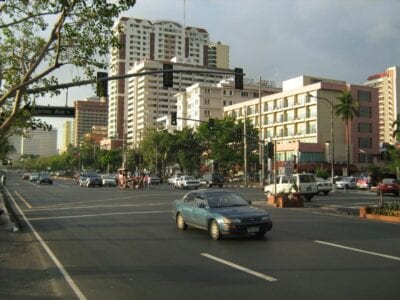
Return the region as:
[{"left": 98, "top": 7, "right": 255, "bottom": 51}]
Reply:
[
  {"left": 267, "top": 142, "right": 274, "bottom": 159},
  {"left": 234, "top": 67, "right": 243, "bottom": 90},
  {"left": 171, "top": 112, "right": 177, "bottom": 126},
  {"left": 96, "top": 72, "right": 108, "bottom": 97},
  {"left": 208, "top": 118, "right": 215, "bottom": 130},
  {"left": 163, "top": 64, "right": 173, "bottom": 88}
]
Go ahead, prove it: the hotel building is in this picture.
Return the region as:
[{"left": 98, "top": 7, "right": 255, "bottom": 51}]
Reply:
[{"left": 224, "top": 75, "right": 379, "bottom": 173}]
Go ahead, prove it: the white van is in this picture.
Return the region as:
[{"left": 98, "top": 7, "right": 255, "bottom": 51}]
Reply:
[{"left": 264, "top": 173, "right": 318, "bottom": 201}]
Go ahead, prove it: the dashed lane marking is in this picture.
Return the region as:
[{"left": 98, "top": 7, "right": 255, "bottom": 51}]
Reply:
[{"left": 201, "top": 253, "right": 278, "bottom": 282}]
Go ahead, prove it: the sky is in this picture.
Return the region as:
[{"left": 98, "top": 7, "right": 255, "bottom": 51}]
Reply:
[{"left": 38, "top": 0, "right": 400, "bottom": 148}]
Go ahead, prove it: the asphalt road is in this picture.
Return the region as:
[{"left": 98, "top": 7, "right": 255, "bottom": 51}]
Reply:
[{"left": 1, "top": 174, "right": 400, "bottom": 300}]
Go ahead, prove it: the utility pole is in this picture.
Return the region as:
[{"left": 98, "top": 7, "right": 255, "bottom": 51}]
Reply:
[
  {"left": 244, "top": 107, "right": 248, "bottom": 187},
  {"left": 258, "top": 76, "right": 264, "bottom": 187}
]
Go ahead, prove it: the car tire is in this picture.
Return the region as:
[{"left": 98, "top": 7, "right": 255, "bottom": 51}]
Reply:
[
  {"left": 255, "top": 230, "right": 266, "bottom": 239},
  {"left": 209, "top": 220, "right": 221, "bottom": 240},
  {"left": 176, "top": 213, "right": 187, "bottom": 230},
  {"left": 304, "top": 195, "right": 313, "bottom": 202},
  {"left": 323, "top": 191, "right": 329, "bottom": 195},
  {"left": 219, "top": 184, "right": 223, "bottom": 188}
]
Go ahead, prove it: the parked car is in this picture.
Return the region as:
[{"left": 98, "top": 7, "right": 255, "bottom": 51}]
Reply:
[
  {"left": 377, "top": 178, "right": 400, "bottom": 196},
  {"left": 101, "top": 174, "right": 117, "bottom": 187},
  {"left": 172, "top": 189, "right": 273, "bottom": 240},
  {"left": 79, "top": 171, "right": 102, "bottom": 187},
  {"left": 37, "top": 172, "right": 53, "bottom": 184},
  {"left": 264, "top": 173, "right": 318, "bottom": 201},
  {"left": 315, "top": 177, "right": 332, "bottom": 195},
  {"left": 149, "top": 174, "right": 161, "bottom": 184},
  {"left": 200, "top": 173, "right": 224, "bottom": 188},
  {"left": 29, "top": 172, "right": 39, "bottom": 182},
  {"left": 335, "top": 176, "right": 357, "bottom": 189},
  {"left": 175, "top": 175, "right": 200, "bottom": 189}
]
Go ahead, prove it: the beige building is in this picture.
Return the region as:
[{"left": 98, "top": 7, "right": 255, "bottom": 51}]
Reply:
[
  {"left": 107, "top": 17, "right": 230, "bottom": 146},
  {"left": 364, "top": 66, "right": 400, "bottom": 145},
  {"left": 175, "top": 79, "right": 280, "bottom": 130},
  {"left": 74, "top": 97, "right": 108, "bottom": 146},
  {"left": 125, "top": 59, "right": 236, "bottom": 146},
  {"left": 223, "top": 75, "right": 379, "bottom": 172},
  {"left": 60, "top": 120, "right": 73, "bottom": 153},
  {"left": 207, "top": 42, "right": 229, "bottom": 69}
]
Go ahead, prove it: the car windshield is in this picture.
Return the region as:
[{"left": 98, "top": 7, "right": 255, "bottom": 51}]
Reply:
[
  {"left": 382, "top": 178, "right": 397, "bottom": 184},
  {"left": 206, "top": 192, "right": 249, "bottom": 208},
  {"left": 86, "top": 172, "right": 99, "bottom": 177},
  {"left": 185, "top": 176, "right": 196, "bottom": 180}
]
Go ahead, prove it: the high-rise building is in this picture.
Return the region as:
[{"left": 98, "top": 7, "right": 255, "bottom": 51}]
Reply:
[
  {"left": 74, "top": 96, "right": 108, "bottom": 146},
  {"left": 224, "top": 75, "right": 379, "bottom": 172},
  {"left": 10, "top": 128, "right": 58, "bottom": 160},
  {"left": 107, "top": 17, "right": 230, "bottom": 147},
  {"left": 125, "top": 59, "right": 234, "bottom": 146},
  {"left": 364, "top": 66, "right": 400, "bottom": 145},
  {"left": 60, "top": 120, "right": 73, "bottom": 153}
]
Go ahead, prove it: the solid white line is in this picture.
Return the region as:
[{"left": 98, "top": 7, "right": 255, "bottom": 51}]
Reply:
[
  {"left": 315, "top": 240, "right": 400, "bottom": 262},
  {"left": 4, "top": 188, "right": 87, "bottom": 300},
  {"left": 201, "top": 253, "right": 278, "bottom": 282},
  {"left": 28, "top": 210, "right": 170, "bottom": 221},
  {"left": 25, "top": 202, "right": 169, "bottom": 212},
  {"left": 14, "top": 190, "right": 32, "bottom": 209}
]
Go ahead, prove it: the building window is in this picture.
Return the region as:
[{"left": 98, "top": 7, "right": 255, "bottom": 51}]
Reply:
[
  {"left": 359, "top": 106, "right": 372, "bottom": 118},
  {"left": 358, "top": 123, "right": 372, "bottom": 133},
  {"left": 358, "top": 137, "right": 372, "bottom": 148},
  {"left": 358, "top": 90, "right": 371, "bottom": 103}
]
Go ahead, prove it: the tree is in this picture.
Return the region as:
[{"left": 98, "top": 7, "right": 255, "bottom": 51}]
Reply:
[
  {"left": 334, "top": 90, "right": 359, "bottom": 173},
  {"left": 0, "top": 0, "right": 136, "bottom": 137},
  {"left": 392, "top": 118, "right": 400, "bottom": 141}
]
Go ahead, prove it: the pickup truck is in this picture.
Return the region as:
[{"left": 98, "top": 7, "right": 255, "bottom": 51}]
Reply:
[{"left": 264, "top": 173, "right": 318, "bottom": 201}]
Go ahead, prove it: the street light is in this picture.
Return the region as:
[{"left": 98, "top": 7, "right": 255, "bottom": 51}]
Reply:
[{"left": 308, "top": 94, "right": 335, "bottom": 190}]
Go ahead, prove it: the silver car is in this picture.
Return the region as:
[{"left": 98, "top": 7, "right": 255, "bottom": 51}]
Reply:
[{"left": 335, "top": 176, "right": 357, "bottom": 189}]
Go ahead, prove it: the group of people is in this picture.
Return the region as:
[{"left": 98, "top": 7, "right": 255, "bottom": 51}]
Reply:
[{"left": 117, "top": 169, "right": 152, "bottom": 190}]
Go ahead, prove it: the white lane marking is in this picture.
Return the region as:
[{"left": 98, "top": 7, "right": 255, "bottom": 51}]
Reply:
[
  {"left": 28, "top": 210, "right": 170, "bottom": 221},
  {"left": 14, "top": 190, "right": 32, "bottom": 209},
  {"left": 201, "top": 253, "right": 278, "bottom": 282},
  {"left": 25, "top": 202, "right": 169, "bottom": 212},
  {"left": 315, "top": 240, "right": 400, "bottom": 262},
  {"left": 4, "top": 188, "right": 87, "bottom": 300}
]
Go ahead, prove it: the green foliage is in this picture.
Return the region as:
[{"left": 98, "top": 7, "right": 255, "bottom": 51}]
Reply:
[
  {"left": 371, "top": 200, "right": 400, "bottom": 216},
  {"left": 315, "top": 167, "right": 329, "bottom": 179},
  {"left": 0, "top": 0, "right": 136, "bottom": 137}
]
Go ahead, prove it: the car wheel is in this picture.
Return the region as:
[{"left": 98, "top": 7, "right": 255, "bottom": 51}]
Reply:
[
  {"left": 219, "top": 184, "right": 223, "bottom": 188},
  {"left": 255, "top": 230, "right": 266, "bottom": 239},
  {"left": 304, "top": 195, "right": 313, "bottom": 202},
  {"left": 323, "top": 191, "right": 329, "bottom": 195},
  {"left": 209, "top": 220, "right": 221, "bottom": 240},
  {"left": 176, "top": 213, "right": 187, "bottom": 230},
  {"left": 207, "top": 183, "right": 211, "bottom": 188},
  {"left": 395, "top": 192, "right": 399, "bottom": 196}
]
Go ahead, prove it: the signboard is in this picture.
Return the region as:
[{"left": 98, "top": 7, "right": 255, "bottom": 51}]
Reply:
[
  {"left": 30, "top": 106, "right": 75, "bottom": 117},
  {"left": 285, "top": 161, "right": 294, "bottom": 176}
]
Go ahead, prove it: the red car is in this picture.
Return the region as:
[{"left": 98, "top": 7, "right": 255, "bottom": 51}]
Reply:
[{"left": 377, "top": 178, "right": 400, "bottom": 196}]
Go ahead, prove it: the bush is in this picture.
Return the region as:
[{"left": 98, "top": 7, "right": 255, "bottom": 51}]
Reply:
[{"left": 371, "top": 200, "right": 400, "bottom": 216}]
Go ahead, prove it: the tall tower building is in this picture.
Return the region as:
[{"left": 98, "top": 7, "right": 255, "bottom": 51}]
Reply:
[
  {"left": 74, "top": 96, "right": 108, "bottom": 146},
  {"left": 60, "top": 120, "right": 73, "bottom": 153},
  {"left": 207, "top": 42, "right": 230, "bottom": 69},
  {"left": 364, "top": 66, "right": 400, "bottom": 145},
  {"left": 106, "top": 17, "right": 230, "bottom": 148}
]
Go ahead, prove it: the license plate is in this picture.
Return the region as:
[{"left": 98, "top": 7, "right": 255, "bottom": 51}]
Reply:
[{"left": 247, "top": 226, "right": 259, "bottom": 233}]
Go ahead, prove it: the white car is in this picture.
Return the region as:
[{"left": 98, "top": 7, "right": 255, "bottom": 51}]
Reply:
[
  {"left": 101, "top": 174, "right": 117, "bottom": 187},
  {"left": 335, "top": 176, "right": 357, "bottom": 189},
  {"left": 315, "top": 177, "right": 333, "bottom": 195},
  {"left": 175, "top": 175, "right": 200, "bottom": 189},
  {"left": 168, "top": 174, "right": 183, "bottom": 185}
]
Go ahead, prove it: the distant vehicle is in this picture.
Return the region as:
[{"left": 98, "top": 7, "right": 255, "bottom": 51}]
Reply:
[
  {"left": 315, "top": 177, "right": 332, "bottom": 195},
  {"left": 37, "top": 172, "right": 53, "bottom": 185},
  {"left": 79, "top": 171, "right": 102, "bottom": 187},
  {"left": 200, "top": 173, "right": 224, "bottom": 188},
  {"left": 168, "top": 174, "right": 183, "bottom": 185},
  {"left": 356, "top": 173, "right": 369, "bottom": 189},
  {"left": 175, "top": 175, "right": 200, "bottom": 189},
  {"left": 335, "top": 176, "right": 357, "bottom": 189},
  {"left": 149, "top": 174, "right": 161, "bottom": 184},
  {"left": 101, "top": 174, "right": 117, "bottom": 187},
  {"left": 264, "top": 173, "right": 318, "bottom": 201},
  {"left": 377, "top": 178, "right": 400, "bottom": 196},
  {"left": 29, "top": 172, "right": 39, "bottom": 182},
  {"left": 21, "top": 173, "right": 30, "bottom": 180},
  {"left": 172, "top": 189, "right": 273, "bottom": 240}
]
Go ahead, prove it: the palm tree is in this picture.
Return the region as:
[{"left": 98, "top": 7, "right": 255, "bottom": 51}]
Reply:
[
  {"left": 392, "top": 118, "right": 400, "bottom": 141},
  {"left": 334, "top": 90, "right": 359, "bottom": 174}
]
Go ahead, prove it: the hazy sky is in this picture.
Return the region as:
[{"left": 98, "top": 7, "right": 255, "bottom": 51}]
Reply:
[{"left": 39, "top": 0, "right": 400, "bottom": 147}]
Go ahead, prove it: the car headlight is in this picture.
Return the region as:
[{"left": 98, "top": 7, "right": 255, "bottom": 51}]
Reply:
[
  {"left": 223, "top": 217, "right": 242, "bottom": 224},
  {"left": 261, "top": 216, "right": 270, "bottom": 222}
]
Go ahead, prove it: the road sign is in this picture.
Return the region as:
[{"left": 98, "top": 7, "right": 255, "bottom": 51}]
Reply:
[{"left": 30, "top": 106, "right": 75, "bottom": 117}]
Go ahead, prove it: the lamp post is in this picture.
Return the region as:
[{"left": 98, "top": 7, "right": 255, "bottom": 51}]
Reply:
[{"left": 309, "top": 94, "right": 335, "bottom": 190}]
